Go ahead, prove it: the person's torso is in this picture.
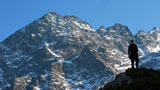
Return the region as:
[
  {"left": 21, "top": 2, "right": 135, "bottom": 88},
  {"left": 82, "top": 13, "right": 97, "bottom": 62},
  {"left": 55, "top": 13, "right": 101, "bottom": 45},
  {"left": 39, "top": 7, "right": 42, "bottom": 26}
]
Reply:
[{"left": 129, "top": 44, "right": 138, "bottom": 54}]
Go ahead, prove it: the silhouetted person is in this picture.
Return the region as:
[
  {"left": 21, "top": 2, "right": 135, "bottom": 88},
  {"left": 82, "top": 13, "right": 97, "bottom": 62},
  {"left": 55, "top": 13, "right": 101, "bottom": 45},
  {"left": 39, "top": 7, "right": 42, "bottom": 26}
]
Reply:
[{"left": 128, "top": 40, "right": 139, "bottom": 68}]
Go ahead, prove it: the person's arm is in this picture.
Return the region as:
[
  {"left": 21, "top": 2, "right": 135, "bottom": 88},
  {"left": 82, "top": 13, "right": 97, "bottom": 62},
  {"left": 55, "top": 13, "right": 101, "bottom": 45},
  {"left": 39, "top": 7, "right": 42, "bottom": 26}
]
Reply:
[
  {"left": 128, "top": 45, "right": 131, "bottom": 59},
  {"left": 136, "top": 44, "right": 138, "bottom": 53},
  {"left": 128, "top": 45, "right": 131, "bottom": 56}
]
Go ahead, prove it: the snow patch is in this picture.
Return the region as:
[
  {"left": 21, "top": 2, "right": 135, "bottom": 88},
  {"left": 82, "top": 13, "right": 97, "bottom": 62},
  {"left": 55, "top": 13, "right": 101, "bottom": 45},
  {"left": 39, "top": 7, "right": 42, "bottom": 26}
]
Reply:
[
  {"left": 71, "top": 55, "right": 80, "bottom": 60},
  {"left": 111, "top": 49, "right": 118, "bottom": 55},
  {"left": 73, "top": 21, "right": 95, "bottom": 31},
  {"left": 58, "top": 59, "right": 72, "bottom": 64},
  {"left": 138, "top": 48, "right": 145, "bottom": 56},
  {"left": 45, "top": 43, "right": 59, "bottom": 57},
  {"left": 31, "top": 34, "right": 35, "bottom": 38},
  {"left": 33, "top": 86, "right": 40, "bottom": 90},
  {"left": 147, "top": 45, "right": 160, "bottom": 52},
  {"left": 104, "top": 36, "right": 113, "bottom": 40},
  {"left": 114, "top": 64, "right": 131, "bottom": 72}
]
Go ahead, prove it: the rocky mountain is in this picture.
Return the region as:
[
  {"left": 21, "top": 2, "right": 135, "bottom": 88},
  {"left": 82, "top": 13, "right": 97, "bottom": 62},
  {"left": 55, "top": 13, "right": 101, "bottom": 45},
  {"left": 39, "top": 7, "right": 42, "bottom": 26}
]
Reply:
[
  {"left": 135, "top": 27, "right": 160, "bottom": 54},
  {"left": 0, "top": 12, "right": 160, "bottom": 90}
]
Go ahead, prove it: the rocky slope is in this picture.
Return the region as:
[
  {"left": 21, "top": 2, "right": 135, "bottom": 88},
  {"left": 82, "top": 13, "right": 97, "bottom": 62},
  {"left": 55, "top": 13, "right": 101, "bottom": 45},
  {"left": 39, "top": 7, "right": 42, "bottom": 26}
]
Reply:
[
  {"left": 102, "top": 68, "right": 160, "bottom": 90},
  {"left": 0, "top": 12, "right": 160, "bottom": 90}
]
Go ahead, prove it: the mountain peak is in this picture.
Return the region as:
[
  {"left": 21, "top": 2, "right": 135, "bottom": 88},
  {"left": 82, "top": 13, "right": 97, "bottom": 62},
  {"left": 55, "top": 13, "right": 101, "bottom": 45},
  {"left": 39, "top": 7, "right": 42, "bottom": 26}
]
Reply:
[
  {"left": 114, "top": 23, "right": 123, "bottom": 27},
  {"left": 98, "top": 26, "right": 105, "bottom": 30},
  {"left": 110, "top": 24, "right": 129, "bottom": 31},
  {"left": 153, "top": 27, "right": 160, "bottom": 32},
  {"left": 138, "top": 30, "right": 145, "bottom": 34},
  {"left": 149, "top": 27, "right": 160, "bottom": 34},
  {"left": 111, "top": 24, "right": 124, "bottom": 29},
  {"left": 64, "top": 15, "right": 79, "bottom": 20},
  {"left": 42, "top": 12, "right": 57, "bottom": 19},
  {"left": 153, "top": 27, "right": 160, "bottom": 31},
  {"left": 46, "top": 12, "right": 57, "bottom": 15},
  {"left": 135, "top": 30, "right": 148, "bottom": 37}
]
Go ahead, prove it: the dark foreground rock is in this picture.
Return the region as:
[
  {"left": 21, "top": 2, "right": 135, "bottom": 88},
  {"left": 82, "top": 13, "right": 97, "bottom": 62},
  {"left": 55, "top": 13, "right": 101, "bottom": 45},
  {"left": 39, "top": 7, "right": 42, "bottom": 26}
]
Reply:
[{"left": 101, "top": 68, "right": 160, "bottom": 90}]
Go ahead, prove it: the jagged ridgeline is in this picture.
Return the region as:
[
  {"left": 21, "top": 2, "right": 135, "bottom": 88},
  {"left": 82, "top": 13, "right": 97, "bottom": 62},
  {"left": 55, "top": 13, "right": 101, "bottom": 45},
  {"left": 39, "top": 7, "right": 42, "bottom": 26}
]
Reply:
[{"left": 0, "top": 12, "right": 160, "bottom": 90}]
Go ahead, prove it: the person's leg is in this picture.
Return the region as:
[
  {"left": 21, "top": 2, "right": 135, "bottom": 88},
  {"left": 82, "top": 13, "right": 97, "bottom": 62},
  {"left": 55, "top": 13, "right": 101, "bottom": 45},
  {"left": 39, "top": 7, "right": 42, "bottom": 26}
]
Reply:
[
  {"left": 135, "top": 57, "right": 139, "bottom": 68},
  {"left": 131, "top": 58, "right": 134, "bottom": 68}
]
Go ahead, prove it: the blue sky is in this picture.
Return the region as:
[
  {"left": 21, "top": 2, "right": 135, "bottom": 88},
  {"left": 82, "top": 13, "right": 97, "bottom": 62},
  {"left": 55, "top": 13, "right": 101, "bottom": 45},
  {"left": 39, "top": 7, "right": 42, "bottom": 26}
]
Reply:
[{"left": 0, "top": 0, "right": 160, "bottom": 42}]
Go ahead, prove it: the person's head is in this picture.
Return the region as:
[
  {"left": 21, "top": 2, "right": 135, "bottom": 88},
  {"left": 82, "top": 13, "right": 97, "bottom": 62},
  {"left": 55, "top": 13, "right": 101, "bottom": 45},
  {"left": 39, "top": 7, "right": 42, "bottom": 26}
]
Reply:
[{"left": 130, "top": 39, "right": 134, "bottom": 44}]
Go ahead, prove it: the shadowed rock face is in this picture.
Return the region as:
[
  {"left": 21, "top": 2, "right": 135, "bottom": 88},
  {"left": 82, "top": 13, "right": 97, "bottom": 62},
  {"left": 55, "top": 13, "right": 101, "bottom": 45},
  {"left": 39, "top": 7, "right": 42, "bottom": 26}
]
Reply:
[{"left": 0, "top": 12, "right": 160, "bottom": 90}]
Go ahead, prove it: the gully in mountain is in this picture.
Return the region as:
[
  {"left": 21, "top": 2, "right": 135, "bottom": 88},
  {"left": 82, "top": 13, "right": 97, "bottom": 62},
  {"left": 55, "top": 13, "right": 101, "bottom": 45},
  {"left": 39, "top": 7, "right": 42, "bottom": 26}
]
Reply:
[{"left": 128, "top": 40, "right": 139, "bottom": 68}]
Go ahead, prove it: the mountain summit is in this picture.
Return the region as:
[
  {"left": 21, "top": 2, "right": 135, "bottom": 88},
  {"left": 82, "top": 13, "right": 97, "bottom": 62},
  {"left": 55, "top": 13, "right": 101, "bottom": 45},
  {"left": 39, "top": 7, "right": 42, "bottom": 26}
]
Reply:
[{"left": 0, "top": 12, "right": 160, "bottom": 90}]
